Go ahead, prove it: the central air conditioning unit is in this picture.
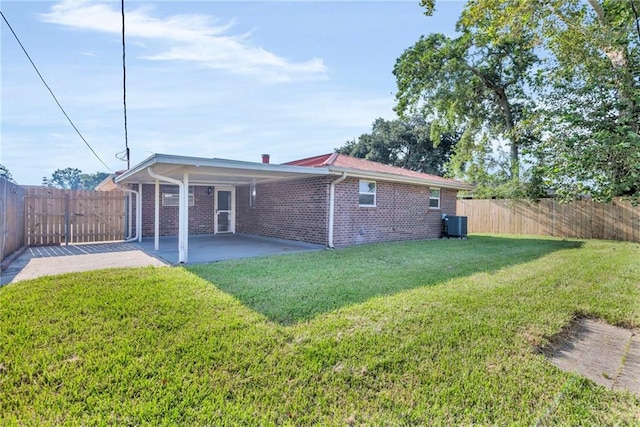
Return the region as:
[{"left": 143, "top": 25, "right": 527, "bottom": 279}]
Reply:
[{"left": 442, "top": 215, "right": 468, "bottom": 239}]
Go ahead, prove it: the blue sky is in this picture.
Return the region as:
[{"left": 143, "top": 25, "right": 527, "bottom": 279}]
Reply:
[{"left": 1, "top": 0, "right": 463, "bottom": 185}]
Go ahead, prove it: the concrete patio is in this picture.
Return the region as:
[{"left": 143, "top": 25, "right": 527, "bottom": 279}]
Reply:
[
  {"left": 137, "top": 233, "right": 324, "bottom": 264},
  {"left": 0, "top": 234, "right": 324, "bottom": 285},
  {"left": 1, "top": 242, "right": 168, "bottom": 285}
]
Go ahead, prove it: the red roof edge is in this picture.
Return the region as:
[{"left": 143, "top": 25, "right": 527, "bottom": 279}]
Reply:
[
  {"left": 284, "top": 153, "right": 472, "bottom": 189},
  {"left": 284, "top": 153, "right": 334, "bottom": 167}
]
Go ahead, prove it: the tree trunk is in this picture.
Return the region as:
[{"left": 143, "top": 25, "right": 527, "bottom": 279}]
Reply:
[
  {"left": 467, "top": 66, "right": 521, "bottom": 179},
  {"left": 495, "top": 87, "right": 520, "bottom": 180}
]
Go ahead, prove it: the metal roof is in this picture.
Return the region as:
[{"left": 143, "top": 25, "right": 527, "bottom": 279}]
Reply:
[{"left": 114, "top": 153, "right": 330, "bottom": 186}]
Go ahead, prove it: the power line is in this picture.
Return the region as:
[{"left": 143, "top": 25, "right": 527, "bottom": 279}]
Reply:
[
  {"left": 121, "top": 0, "right": 130, "bottom": 169},
  {"left": 0, "top": 9, "right": 112, "bottom": 171}
]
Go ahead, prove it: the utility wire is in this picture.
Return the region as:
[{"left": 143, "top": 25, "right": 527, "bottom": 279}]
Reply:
[
  {"left": 121, "top": 0, "right": 130, "bottom": 169},
  {"left": 0, "top": 9, "right": 112, "bottom": 171}
]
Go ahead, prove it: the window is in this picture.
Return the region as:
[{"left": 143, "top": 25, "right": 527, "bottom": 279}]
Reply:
[
  {"left": 162, "top": 188, "right": 194, "bottom": 207},
  {"left": 359, "top": 180, "right": 376, "bottom": 207},
  {"left": 249, "top": 183, "right": 257, "bottom": 208},
  {"left": 429, "top": 188, "right": 440, "bottom": 209}
]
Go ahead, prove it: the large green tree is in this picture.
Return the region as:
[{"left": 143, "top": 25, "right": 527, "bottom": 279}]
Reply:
[
  {"left": 459, "top": 0, "right": 640, "bottom": 202},
  {"left": 42, "top": 168, "right": 108, "bottom": 190},
  {"left": 336, "top": 116, "right": 457, "bottom": 176},
  {"left": 393, "top": 15, "right": 539, "bottom": 191},
  {"left": 79, "top": 171, "right": 110, "bottom": 191},
  {"left": 43, "top": 168, "right": 82, "bottom": 189}
]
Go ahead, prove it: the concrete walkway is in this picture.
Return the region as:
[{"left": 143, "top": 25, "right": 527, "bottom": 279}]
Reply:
[
  {"left": 544, "top": 318, "right": 640, "bottom": 396},
  {"left": 0, "top": 242, "right": 167, "bottom": 285}
]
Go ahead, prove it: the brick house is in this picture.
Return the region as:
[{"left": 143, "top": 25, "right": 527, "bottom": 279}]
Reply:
[{"left": 113, "top": 153, "right": 472, "bottom": 262}]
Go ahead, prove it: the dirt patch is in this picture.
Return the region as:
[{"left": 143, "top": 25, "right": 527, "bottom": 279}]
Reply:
[{"left": 540, "top": 316, "right": 639, "bottom": 396}]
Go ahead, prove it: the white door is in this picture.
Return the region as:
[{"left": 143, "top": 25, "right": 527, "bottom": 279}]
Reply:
[{"left": 214, "top": 187, "right": 235, "bottom": 234}]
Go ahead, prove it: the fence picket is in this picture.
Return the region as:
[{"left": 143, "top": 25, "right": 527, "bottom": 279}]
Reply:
[
  {"left": 457, "top": 198, "right": 640, "bottom": 242},
  {"left": 24, "top": 186, "right": 126, "bottom": 245}
]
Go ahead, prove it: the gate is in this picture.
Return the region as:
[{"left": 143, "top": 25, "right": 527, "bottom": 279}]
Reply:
[{"left": 24, "top": 186, "right": 126, "bottom": 246}]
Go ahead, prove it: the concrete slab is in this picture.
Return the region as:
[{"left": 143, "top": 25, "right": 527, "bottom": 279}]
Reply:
[
  {"left": 1, "top": 243, "right": 167, "bottom": 286},
  {"left": 137, "top": 233, "right": 324, "bottom": 264},
  {"left": 544, "top": 318, "right": 640, "bottom": 396},
  {"left": 617, "top": 337, "right": 640, "bottom": 395},
  {"left": 1, "top": 234, "right": 323, "bottom": 285}
]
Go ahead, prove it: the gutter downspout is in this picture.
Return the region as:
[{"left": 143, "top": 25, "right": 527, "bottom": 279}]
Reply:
[
  {"left": 116, "top": 184, "right": 141, "bottom": 243},
  {"left": 328, "top": 172, "right": 348, "bottom": 248},
  {"left": 147, "top": 166, "right": 188, "bottom": 263},
  {"left": 126, "top": 191, "right": 133, "bottom": 239}
]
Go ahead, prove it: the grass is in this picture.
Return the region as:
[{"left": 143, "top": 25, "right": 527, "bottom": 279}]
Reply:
[
  {"left": 1, "top": 235, "right": 639, "bottom": 425},
  {"left": 188, "top": 235, "right": 584, "bottom": 324}
]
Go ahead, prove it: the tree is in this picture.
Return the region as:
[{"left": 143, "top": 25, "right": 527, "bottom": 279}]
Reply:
[
  {"left": 539, "top": 0, "right": 640, "bottom": 202},
  {"left": 336, "top": 116, "right": 457, "bottom": 176},
  {"left": 80, "top": 172, "right": 110, "bottom": 191},
  {"left": 459, "top": 0, "right": 640, "bottom": 202},
  {"left": 0, "top": 164, "right": 15, "bottom": 183},
  {"left": 393, "top": 19, "right": 539, "bottom": 190},
  {"left": 43, "top": 168, "right": 82, "bottom": 189},
  {"left": 42, "top": 168, "right": 108, "bottom": 190}
]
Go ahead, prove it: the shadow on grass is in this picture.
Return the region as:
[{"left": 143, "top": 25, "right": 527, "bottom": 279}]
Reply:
[{"left": 186, "top": 235, "right": 583, "bottom": 325}]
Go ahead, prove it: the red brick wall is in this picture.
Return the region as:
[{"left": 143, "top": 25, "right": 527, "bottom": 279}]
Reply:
[
  {"left": 331, "top": 178, "right": 457, "bottom": 247},
  {"left": 139, "top": 184, "right": 215, "bottom": 237},
  {"left": 236, "top": 176, "right": 330, "bottom": 245},
  {"left": 131, "top": 178, "right": 459, "bottom": 246},
  {"left": 441, "top": 188, "right": 458, "bottom": 217}
]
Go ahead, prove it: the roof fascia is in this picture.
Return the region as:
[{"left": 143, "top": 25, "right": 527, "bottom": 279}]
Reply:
[{"left": 114, "top": 154, "right": 159, "bottom": 183}]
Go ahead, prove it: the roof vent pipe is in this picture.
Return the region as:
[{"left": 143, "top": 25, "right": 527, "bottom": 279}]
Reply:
[{"left": 262, "top": 154, "right": 270, "bottom": 164}]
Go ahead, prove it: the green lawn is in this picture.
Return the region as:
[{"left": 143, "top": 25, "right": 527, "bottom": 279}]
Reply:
[{"left": 1, "top": 235, "right": 639, "bottom": 425}]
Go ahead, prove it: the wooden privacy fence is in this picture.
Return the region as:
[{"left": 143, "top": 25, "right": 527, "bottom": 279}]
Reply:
[
  {"left": 457, "top": 198, "right": 640, "bottom": 242},
  {"left": 25, "top": 186, "right": 126, "bottom": 246},
  {"left": 1, "top": 179, "right": 26, "bottom": 262}
]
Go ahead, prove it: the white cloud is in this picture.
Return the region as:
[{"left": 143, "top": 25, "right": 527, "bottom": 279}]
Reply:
[
  {"left": 40, "top": 0, "right": 327, "bottom": 83},
  {"left": 2, "top": 1, "right": 410, "bottom": 184}
]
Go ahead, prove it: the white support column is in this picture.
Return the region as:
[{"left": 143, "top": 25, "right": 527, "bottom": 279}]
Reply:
[
  {"left": 154, "top": 179, "right": 160, "bottom": 251},
  {"left": 177, "top": 184, "right": 186, "bottom": 261},
  {"left": 183, "top": 171, "right": 189, "bottom": 257},
  {"left": 147, "top": 166, "right": 187, "bottom": 263},
  {"left": 137, "top": 184, "right": 143, "bottom": 242}
]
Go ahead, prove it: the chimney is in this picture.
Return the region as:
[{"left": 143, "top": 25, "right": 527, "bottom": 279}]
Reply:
[{"left": 261, "top": 154, "right": 270, "bottom": 164}]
